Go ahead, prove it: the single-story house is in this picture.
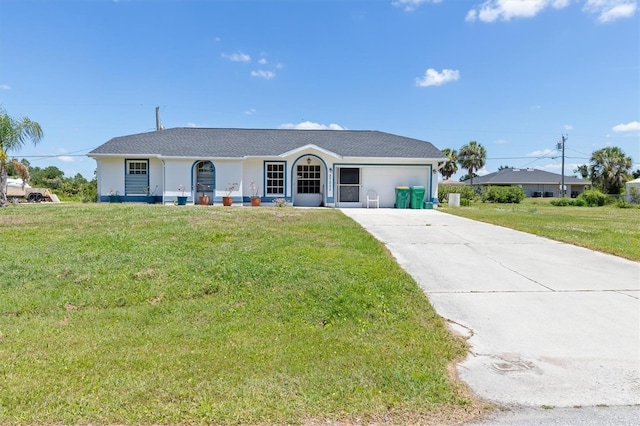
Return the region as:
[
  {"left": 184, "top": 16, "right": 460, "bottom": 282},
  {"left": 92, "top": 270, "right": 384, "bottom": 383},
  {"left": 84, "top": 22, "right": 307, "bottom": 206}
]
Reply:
[
  {"left": 626, "top": 177, "right": 640, "bottom": 203},
  {"left": 463, "top": 168, "right": 591, "bottom": 198},
  {"left": 88, "top": 127, "right": 447, "bottom": 208}
]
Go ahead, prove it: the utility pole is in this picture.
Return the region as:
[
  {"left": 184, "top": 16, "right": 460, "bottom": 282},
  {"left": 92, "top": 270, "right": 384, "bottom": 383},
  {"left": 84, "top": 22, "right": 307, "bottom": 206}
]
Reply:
[{"left": 557, "top": 134, "right": 567, "bottom": 197}]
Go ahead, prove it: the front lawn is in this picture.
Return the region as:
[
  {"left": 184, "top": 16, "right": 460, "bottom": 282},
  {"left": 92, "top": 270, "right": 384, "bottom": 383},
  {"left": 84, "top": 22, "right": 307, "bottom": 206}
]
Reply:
[
  {"left": 0, "top": 204, "right": 480, "bottom": 425},
  {"left": 440, "top": 198, "right": 640, "bottom": 261}
]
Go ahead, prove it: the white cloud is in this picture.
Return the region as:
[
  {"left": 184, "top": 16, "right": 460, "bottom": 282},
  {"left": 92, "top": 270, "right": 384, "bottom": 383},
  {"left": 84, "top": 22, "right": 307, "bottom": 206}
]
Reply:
[
  {"left": 415, "top": 68, "right": 460, "bottom": 87},
  {"left": 251, "top": 70, "right": 276, "bottom": 79},
  {"left": 584, "top": 0, "right": 637, "bottom": 22},
  {"left": 466, "top": 0, "right": 560, "bottom": 22},
  {"left": 612, "top": 120, "right": 640, "bottom": 132},
  {"left": 466, "top": 0, "right": 636, "bottom": 23},
  {"left": 258, "top": 58, "right": 267, "bottom": 65},
  {"left": 392, "top": 0, "right": 442, "bottom": 12},
  {"left": 58, "top": 156, "right": 74, "bottom": 163},
  {"left": 221, "top": 51, "right": 251, "bottom": 63},
  {"left": 0, "top": 84, "right": 10, "bottom": 90},
  {"left": 494, "top": 139, "right": 509, "bottom": 144},
  {"left": 527, "top": 148, "right": 556, "bottom": 157},
  {"left": 279, "top": 121, "right": 346, "bottom": 130},
  {"left": 186, "top": 122, "right": 198, "bottom": 128},
  {"left": 564, "top": 124, "right": 573, "bottom": 130},
  {"left": 477, "top": 166, "right": 490, "bottom": 176},
  {"left": 244, "top": 108, "right": 256, "bottom": 115}
]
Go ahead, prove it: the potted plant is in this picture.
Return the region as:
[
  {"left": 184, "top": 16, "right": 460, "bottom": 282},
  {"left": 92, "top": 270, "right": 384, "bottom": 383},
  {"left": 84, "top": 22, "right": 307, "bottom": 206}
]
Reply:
[
  {"left": 222, "top": 182, "right": 237, "bottom": 206},
  {"left": 177, "top": 185, "right": 188, "bottom": 205},
  {"left": 145, "top": 185, "right": 157, "bottom": 204},
  {"left": 249, "top": 181, "right": 261, "bottom": 206},
  {"left": 197, "top": 182, "right": 211, "bottom": 205},
  {"left": 108, "top": 189, "right": 119, "bottom": 203},
  {"left": 199, "top": 193, "right": 210, "bottom": 205}
]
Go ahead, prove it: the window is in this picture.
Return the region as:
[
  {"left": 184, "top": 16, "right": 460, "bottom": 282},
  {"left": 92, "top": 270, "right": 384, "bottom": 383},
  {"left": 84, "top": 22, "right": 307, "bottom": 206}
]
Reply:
[
  {"left": 125, "top": 160, "right": 148, "bottom": 194},
  {"left": 266, "top": 162, "right": 285, "bottom": 195},
  {"left": 297, "top": 165, "right": 321, "bottom": 194}
]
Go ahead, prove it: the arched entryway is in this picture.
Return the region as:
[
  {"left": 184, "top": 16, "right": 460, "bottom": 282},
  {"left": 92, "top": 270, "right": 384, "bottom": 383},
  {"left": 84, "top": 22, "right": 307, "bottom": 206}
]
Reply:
[
  {"left": 293, "top": 156, "right": 326, "bottom": 207},
  {"left": 195, "top": 161, "right": 214, "bottom": 205}
]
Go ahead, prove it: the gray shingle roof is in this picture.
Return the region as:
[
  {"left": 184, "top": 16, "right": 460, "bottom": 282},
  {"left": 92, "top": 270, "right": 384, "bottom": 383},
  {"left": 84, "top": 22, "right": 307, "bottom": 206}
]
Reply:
[
  {"left": 88, "top": 128, "right": 445, "bottom": 159},
  {"left": 468, "top": 168, "right": 591, "bottom": 185}
]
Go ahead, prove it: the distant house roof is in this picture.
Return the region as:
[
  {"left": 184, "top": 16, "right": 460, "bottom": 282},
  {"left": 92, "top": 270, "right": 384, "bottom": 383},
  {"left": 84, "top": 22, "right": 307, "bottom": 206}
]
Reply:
[
  {"left": 439, "top": 179, "right": 466, "bottom": 185},
  {"left": 88, "top": 128, "right": 446, "bottom": 160},
  {"left": 464, "top": 168, "right": 590, "bottom": 185}
]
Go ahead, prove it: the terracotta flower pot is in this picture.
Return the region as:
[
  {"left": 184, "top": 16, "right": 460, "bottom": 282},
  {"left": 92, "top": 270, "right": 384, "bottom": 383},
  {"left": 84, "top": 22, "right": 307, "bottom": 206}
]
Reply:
[
  {"left": 222, "top": 196, "right": 233, "bottom": 206},
  {"left": 199, "top": 195, "right": 210, "bottom": 205},
  {"left": 250, "top": 197, "right": 261, "bottom": 207}
]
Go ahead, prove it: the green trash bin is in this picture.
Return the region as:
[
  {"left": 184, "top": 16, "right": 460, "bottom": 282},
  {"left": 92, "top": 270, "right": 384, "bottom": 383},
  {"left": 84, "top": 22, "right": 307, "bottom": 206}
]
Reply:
[
  {"left": 395, "top": 186, "right": 410, "bottom": 208},
  {"left": 410, "top": 186, "right": 425, "bottom": 209}
]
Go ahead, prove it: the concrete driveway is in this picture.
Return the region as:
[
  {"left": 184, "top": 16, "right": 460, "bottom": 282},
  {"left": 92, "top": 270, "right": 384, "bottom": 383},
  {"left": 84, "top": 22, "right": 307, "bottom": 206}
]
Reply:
[{"left": 340, "top": 208, "right": 640, "bottom": 408}]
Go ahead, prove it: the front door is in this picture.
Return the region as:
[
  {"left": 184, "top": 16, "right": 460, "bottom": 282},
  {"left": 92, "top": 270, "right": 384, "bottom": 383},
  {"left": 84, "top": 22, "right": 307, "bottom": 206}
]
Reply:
[
  {"left": 337, "top": 167, "right": 361, "bottom": 207},
  {"left": 196, "top": 161, "right": 214, "bottom": 205},
  {"left": 294, "top": 160, "right": 323, "bottom": 207}
]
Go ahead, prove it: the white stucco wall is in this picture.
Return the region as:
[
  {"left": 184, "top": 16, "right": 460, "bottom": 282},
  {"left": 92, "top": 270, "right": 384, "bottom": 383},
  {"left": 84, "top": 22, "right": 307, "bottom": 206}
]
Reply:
[
  {"left": 96, "top": 158, "right": 125, "bottom": 196},
  {"left": 94, "top": 153, "right": 439, "bottom": 207}
]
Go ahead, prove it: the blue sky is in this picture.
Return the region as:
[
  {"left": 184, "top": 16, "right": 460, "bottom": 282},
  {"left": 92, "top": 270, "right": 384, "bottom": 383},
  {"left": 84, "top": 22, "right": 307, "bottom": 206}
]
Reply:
[{"left": 1, "top": 0, "right": 638, "bottom": 180}]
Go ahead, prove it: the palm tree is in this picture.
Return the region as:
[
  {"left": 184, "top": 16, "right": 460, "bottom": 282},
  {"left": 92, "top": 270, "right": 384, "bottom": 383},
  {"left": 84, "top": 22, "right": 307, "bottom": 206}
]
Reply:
[
  {"left": 574, "top": 164, "right": 589, "bottom": 179},
  {"left": 439, "top": 148, "right": 458, "bottom": 180},
  {"left": 589, "top": 146, "right": 632, "bottom": 194},
  {"left": 0, "top": 110, "right": 44, "bottom": 207},
  {"left": 458, "top": 141, "right": 486, "bottom": 185}
]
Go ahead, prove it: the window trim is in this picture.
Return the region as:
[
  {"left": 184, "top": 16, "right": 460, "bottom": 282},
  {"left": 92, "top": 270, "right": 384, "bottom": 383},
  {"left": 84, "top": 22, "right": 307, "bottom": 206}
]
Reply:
[{"left": 265, "top": 161, "right": 286, "bottom": 196}]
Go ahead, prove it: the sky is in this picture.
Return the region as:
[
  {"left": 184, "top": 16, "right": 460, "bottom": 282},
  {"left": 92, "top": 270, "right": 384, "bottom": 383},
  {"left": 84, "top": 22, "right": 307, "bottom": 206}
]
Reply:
[{"left": 1, "top": 0, "right": 638, "bottom": 181}]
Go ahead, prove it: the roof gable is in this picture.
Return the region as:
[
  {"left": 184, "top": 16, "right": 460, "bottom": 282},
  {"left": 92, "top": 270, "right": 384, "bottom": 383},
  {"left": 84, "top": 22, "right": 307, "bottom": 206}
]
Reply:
[
  {"left": 88, "top": 128, "right": 445, "bottom": 160},
  {"left": 278, "top": 144, "right": 343, "bottom": 159}
]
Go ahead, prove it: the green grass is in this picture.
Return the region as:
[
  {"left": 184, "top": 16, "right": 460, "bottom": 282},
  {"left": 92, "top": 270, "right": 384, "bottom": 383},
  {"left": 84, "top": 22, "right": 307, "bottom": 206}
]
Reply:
[
  {"left": 441, "top": 198, "right": 640, "bottom": 261},
  {"left": 0, "top": 204, "right": 477, "bottom": 425}
]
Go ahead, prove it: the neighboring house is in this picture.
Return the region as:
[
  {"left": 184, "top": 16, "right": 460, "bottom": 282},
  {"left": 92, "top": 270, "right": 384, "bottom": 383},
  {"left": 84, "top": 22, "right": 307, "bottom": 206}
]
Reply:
[
  {"left": 462, "top": 168, "right": 591, "bottom": 198},
  {"left": 88, "top": 128, "right": 446, "bottom": 208},
  {"left": 439, "top": 179, "right": 465, "bottom": 186},
  {"left": 626, "top": 178, "right": 640, "bottom": 203}
]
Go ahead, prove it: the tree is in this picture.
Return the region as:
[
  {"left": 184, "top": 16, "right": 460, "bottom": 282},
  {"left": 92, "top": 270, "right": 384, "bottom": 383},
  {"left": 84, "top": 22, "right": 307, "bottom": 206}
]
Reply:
[
  {"left": 497, "top": 165, "right": 513, "bottom": 171},
  {"left": 439, "top": 148, "right": 458, "bottom": 180},
  {"left": 458, "top": 141, "right": 486, "bottom": 185},
  {"left": 574, "top": 164, "right": 589, "bottom": 179},
  {"left": 633, "top": 169, "right": 640, "bottom": 179},
  {"left": 0, "top": 110, "right": 44, "bottom": 206},
  {"left": 589, "top": 146, "right": 632, "bottom": 194},
  {"left": 459, "top": 172, "right": 478, "bottom": 182}
]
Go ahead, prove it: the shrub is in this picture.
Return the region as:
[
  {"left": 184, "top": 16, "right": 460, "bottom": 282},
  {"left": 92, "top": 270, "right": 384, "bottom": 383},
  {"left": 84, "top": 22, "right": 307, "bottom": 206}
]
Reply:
[
  {"left": 573, "top": 197, "right": 587, "bottom": 207},
  {"left": 628, "top": 187, "right": 640, "bottom": 204},
  {"left": 480, "top": 186, "right": 525, "bottom": 203},
  {"left": 550, "top": 197, "right": 575, "bottom": 206},
  {"left": 577, "top": 189, "right": 607, "bottom": 207},
  {"left": 437, "top": 185, "right": 477, "bottom": 203}
]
